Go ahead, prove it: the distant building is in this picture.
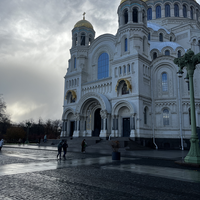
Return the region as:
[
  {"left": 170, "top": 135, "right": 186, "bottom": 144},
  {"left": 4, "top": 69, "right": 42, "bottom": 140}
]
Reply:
[{"left": 61, "top": 0, "right": 200, "bottom": 149}]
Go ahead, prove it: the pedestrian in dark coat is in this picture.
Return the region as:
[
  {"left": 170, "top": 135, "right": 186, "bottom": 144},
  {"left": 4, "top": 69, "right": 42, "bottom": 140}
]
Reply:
[
  {"left": 62, "top": 140, "right": 68, "bottom": 159},
  {"left": 57, "top": 141, "right": 63, "bottom": 160},
  {"left": 81, "top": 139, "right": 87, "bottom": 153}
]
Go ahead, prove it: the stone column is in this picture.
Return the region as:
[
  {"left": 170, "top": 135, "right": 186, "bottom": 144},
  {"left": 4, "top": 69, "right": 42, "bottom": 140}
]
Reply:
[
  {"left": 171, "top": 6, "right": 174, "bottom": 17},
  {"left": 64, "top": 120, "right": 68, "bottom": 137},
  {"left": 180, "top": 9, "right": 183, "bottom": 17},
  {"left": 100, "top": 110, "right": 108, "bottom": 138},
  {"left": 73, "top": 113, "right": 80, "bottom": 137},
  {"left": 115, "top": 115, "right": 119, "bottom": 137},
  {"left": 152, "top": 9, "right": 156, "bottom": 20},
  {"left": 130, "top": 114, "right": 136, "bottom": 138},
  {"left": 128, "top": 9, "right": 132, "bottom": 24},
  {"left": 111, "top": 115, "right": 115, "bottom": 137}
]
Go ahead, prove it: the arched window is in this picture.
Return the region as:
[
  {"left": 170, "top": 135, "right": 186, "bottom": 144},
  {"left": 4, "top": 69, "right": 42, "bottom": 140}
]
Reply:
[
  {"left": 133, "top": 8, "right": 138, "bottom": 23},
  {"left": 122, "top": 83, "right": 129, "bottom": 95},
  {"left": 89, "top": 35, "right": 92, "bottom": 45},
  {"left": 174, "top": 4, "right": 179, "bottom": 17},
  {"left": 159, "top": 33, "right": 163, "bottom": 42},
  {"left": 125, "top": 38, "right": 128, "bottom": 52},
  {"left": 163, "top": 109, "right": 169, "bottom": 125},
  {"left": 81, "top": 33, "right": 85, "bottom": 46},
  {"left": 165, "top": 4, "right": 170, "bottom": 17},
  {"left": 124, "top": 66, "right": 126, "bottom": 74},
  {"left": 144, "top": 107, "right": 147, "bottom": 124},
  {"left": 74, "top": 57, "right": 76, "bottom": 68},
  {"left": 162, "top": 73, "right": 168, "bottom": 92},
  {"left": 156, "top": 5, "right": 161, "bottom": 18},
  {"left": 165, "top": 50, "right": 170, "bottom": 56},
  {"left": 119, "top": 67, "right": 122, "bottom": 75},
  {"left": 197, "top": 10, "right": 199, "bottom": 21},
  {"left": 183, "top": 5, "right": 187, "bottom": 18},
  {"left": 153, "top": 52, "right": 157, "bottom": 60},
  {"left": 170, "top": 37, "right": 172, "bottom": 41},
  {"left": 147, "top": 8, "right": 152, "bottom": 20},
  {"left": 189, "top": 108, "right": 191, "bottom": 125},
  {"left": 128, "top": 64, "right": 131, "bottom": 73},
  {"left": 148, "top": 33, "right": 151, "bottom": 41},
  {"left": 124, "top": 9, "right": 128, "bottom": 24},
  {"left": 98, "top": 53, "right": 109, "bottom": 80},
  {"left": 74, "top": 34, "right": 78, "bottom": 46},
  {"left": 191, "top": 7, "right": 193, "bottom": 20},
  {"left": 178, "top": 50, "right": 181, "bottom": 58}
]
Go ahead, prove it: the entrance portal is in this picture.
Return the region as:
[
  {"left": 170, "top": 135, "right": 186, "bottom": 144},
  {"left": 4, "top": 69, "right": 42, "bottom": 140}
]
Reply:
[
  {"left": 70, "top": 121, "right": 75, "bottom": 137},
  {"left": 123, "top": 118, "right": 130, "bottom": 137},
  {"left": 93, "top": 108, "right": 101, "bottom": 137}
]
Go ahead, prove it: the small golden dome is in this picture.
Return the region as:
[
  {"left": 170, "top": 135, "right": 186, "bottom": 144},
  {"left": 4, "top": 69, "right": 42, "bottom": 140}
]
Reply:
[{"left": 74, "top": 13, "right": 93, "bottom": 30}]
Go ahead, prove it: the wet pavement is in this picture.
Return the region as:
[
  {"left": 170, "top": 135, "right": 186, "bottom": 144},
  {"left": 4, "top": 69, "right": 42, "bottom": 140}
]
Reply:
[{"left": 0, "top": 147, "right": 200, "bottom": 200}]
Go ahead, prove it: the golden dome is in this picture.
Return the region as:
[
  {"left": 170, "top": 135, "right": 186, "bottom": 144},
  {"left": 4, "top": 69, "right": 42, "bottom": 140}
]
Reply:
[
  {"left": 120, "top": 0, "right": 148, "bottom": 4},
  {"left": 74, "top": 19, "right": 93, "bottom": 29}
]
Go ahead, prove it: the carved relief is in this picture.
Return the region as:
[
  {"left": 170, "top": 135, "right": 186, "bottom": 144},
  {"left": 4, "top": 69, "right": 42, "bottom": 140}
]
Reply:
[{"left": 100, "top": 110, "right": 108, "bottom": 119}]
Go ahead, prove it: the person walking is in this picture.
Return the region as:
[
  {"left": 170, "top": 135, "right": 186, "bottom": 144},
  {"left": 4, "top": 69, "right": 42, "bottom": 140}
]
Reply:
[
  {"left": 0, "top": 139, "right": 4, "bottom": 151},
  {"left": 62, "top": 140, "right": 68, "bottom": 160},
  {"left": 81, "top": 139, "right": 87, "bottom": 153},
  {"left": 57, "top": 141, "right": 63, "bottom": 160}
]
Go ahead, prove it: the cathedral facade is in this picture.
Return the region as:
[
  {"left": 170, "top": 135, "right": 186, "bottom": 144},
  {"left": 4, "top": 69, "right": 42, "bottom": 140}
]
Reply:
[{"left": 61, "top": 0, "right": 200, "bottom": 149}]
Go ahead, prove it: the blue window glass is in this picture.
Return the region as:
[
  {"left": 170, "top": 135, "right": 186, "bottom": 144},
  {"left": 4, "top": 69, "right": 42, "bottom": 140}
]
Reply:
[
  {"left": 165, "top": 50, "right": 170, "bottom": 56},
  {"left": 163, "top": 109, "right": 169, "bottom": 125},
  {"left": 74, "top": 57, "right": 76, "bottom": 68},
  {"left": 125, "top": 38, "right": 128, "bottom": 52},
  {"left": 159, "top": 33, "right": 163, "bottom": 42},
  {"left": 148, "top": 33, "right": 150, "bottom": 41},
  {"left": 162, "top": 73, "right": 168, "bottom": 92},
  {"left": 178, "top": 51, "right": 181, "bottom": 58},
  {"left": 174, "top": 4, "right": 179, "bottom": 17},
  {"left": 165, "top": 4, "right": 170, "bottom": 17},
  {"left": 98, "top": 53, "right": 109, "bottom": 80},
  {"left": 156, "top": 6, "right": 161, "bottom": 19},
  {"left": 191, "top": 8, "right": 193, "bottom": 19},
  {"left": 183, "top": 5, "right": 187, "bottom": 18},
  {"left": 147, "top": 8, "right": 152, "bottom": 20}
]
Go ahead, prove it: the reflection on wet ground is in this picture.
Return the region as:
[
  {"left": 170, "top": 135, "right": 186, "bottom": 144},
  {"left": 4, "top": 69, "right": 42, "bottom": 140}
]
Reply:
[{"left": 102, "top": 164, "right": 200, "bottom": 183}]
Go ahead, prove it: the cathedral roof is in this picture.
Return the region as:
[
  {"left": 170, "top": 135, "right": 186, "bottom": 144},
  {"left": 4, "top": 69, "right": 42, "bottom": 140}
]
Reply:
[
  {"left": 147, "top": 22, "right": 170, "bottom": 34},
  {"left": 149, "top": 41, "right": 186, "bottom": 52},
  {"left": 120, "top": 0, "right": 148, "bottom": 4}
]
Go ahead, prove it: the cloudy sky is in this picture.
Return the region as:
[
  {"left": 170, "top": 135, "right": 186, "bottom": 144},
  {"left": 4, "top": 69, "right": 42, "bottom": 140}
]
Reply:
[{"left": 0, "top": 0, "right": 200, "bottom": 123}]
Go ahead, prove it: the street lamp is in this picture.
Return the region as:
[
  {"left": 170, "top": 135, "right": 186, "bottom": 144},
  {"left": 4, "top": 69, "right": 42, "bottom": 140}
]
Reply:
[
  {"left": 174, "top": 49, "right": 200, "bottom": 164},
  {"left": 26, "top": 121, "right": 31, "bottom": 144}
]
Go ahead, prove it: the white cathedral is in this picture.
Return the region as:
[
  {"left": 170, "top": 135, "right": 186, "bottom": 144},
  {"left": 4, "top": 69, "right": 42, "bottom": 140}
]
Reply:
[{"left": 60, "top": 0, "right": 200, "bottom": 149}]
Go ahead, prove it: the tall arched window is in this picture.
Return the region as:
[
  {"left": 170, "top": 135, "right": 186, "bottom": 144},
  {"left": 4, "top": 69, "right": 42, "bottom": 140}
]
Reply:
[
  {"left": 133, "top": 8, "right": 138, "bottom": 23},
  {"left": 124, "top": 9, "right": 128, "bottom": 24},
  {"left": 162, "top": 73, "right": 168, "bottom": 92},
  {"left": 74, "top": 57, "right": 76, "bottom": 69},
  {"left": 128, "top": 64, "right": 131, "bottom": 73},
  {"left": 165, "top": 4, "right": 170, "bottom": 17},
  {"left": 124, "top": 66, "right": 126, "bottom": 74},
  {"left": 144, "top": 107, "right": 147, "bottom": 124},
  {"left": 190, "top": 7, "right": 193, "bottom": 20},
  {"left": 197, "top": 10, "right": 199, "bottom": 21},
  {"left": 148, "top": 33, "right": 151, "bottom": 41},
  {"left": 183, "top": 5, "right": 187, "bottom": 18},
  {"left": 147, "top": 8, "right": 152, "bottom": 20},
  {"left": 163, "top": 109, "right": 169, "bottom": 125},
  {"left": 98, "top": 53, "right": 109, "bottom": 80},
  {"left": 174, "top": 4, "right": 179, "bottom": 17},
  {"left": 125, "top": 38, "right": 128, "bottom": 52},
  {"left": 159, "top": 33, "right": 163, "bottom": 42},
  {"left": 81, "top": 33, "right": 85, "bottom": 46},
  {"left": 178, "top": 50, "right": 181, "bottom": 58},
  {"left": 165, "top": 50, "right": 170, "bottom": 56},
  {"left": 153, "top": 52, "right": 157, "bottom": 60},
  {"left": 156, "top": 5, "right": 161, "bottom": 18},
  {"left": 74, "top": 34, "right": 78, "bottom": 46}
]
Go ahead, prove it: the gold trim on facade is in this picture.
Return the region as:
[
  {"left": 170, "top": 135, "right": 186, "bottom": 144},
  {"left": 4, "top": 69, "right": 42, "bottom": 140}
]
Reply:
[
  {"left": 65, "top": 90, "right": 77, "bottom": 100},
  {"left": 115, "top": 79, "right": 132, "bottom": 92}
]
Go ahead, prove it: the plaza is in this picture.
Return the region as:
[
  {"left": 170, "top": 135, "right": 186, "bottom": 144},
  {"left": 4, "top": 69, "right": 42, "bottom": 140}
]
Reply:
[{"left": 0, "top": 145, "right": 199, "bottom": 200}]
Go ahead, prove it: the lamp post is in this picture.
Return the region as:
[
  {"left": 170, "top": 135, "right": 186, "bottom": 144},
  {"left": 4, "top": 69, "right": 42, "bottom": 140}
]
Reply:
[
  {"left": 174, "top": 49, "right": 200, "bottom": 164},
  {"left": 26, "top": 122, "right": 31, "bottom": 144}
]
